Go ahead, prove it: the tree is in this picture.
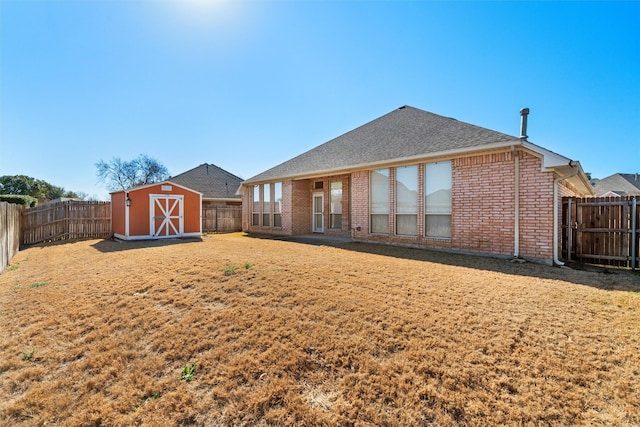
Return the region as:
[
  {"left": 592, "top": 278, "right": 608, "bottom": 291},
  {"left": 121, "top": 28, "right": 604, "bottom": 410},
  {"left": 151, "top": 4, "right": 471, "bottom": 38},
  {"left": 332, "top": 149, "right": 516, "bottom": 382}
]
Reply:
[
  {"left": 0, "top": 175, "right": 79, "bottom": 201},
  {"left": 96, "top": 155, "right": 170, "bottom": 192}
]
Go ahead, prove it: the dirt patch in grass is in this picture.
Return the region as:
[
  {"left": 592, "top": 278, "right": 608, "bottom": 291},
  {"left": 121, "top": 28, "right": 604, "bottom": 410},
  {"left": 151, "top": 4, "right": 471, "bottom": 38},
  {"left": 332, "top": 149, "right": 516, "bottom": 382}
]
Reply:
[{"left": 1, "top": 233, "right": 639, "bottom": 426}]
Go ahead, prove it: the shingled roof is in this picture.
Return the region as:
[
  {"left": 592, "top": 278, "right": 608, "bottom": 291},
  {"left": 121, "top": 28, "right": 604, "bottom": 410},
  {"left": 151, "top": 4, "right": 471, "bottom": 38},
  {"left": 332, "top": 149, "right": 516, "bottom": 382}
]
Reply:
[
  {"left": 592, "top": 173, "right": 640, "bottom": 196},
  {"left": 170, "top": 163, "right": 243, "bottom": 200},
  {"left": 244, "top": 105, "right": 522, "bottom": 183}
]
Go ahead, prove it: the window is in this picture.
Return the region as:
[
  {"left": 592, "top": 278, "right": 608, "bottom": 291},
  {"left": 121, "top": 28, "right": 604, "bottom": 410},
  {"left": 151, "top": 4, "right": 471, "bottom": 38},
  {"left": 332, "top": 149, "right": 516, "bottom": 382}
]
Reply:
[
  {"left": 262, "top": 183, "right": 271, "bottom": 227},
  {"left": 396, "top": 165, "right": 418, "bottom": 236},
  {"left": 330, "top": 180, "right": 342, "bottom": 229},
  {"left": 425, "top": 161, "right": 452, "bottom": 238},
  {"left": 273, "top": 182, "right": 282, "bottom": 227},
  {"left": 370, "top": 169, "right": 389, "bottom": 234},
  {"left": 252, "top": 185, "right": 260, "bottom": 226}
]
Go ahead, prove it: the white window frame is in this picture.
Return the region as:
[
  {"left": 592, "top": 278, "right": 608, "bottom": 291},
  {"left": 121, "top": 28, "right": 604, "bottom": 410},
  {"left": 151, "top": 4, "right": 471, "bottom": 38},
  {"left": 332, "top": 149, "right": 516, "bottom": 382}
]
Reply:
[
  {"left": 395, "top": 165, "right": 418, "bottom": 236},
  {"left": 262, "top": 183, "right": 271, "bottom": 227},
  {"left": 330, "top": 180, "right": 342, "bottom": 229},
  {"left": 252, "top": 185, "right": 260, "bottom": 226},
  {"left": 425, "top": 161, "right": 452, "bottom": 238},
  {"left": 370, "top": 169, "right": 390, "bottom": 234},
  {"left": 273, "top": 182, "right": 282, "bottom": 228}
]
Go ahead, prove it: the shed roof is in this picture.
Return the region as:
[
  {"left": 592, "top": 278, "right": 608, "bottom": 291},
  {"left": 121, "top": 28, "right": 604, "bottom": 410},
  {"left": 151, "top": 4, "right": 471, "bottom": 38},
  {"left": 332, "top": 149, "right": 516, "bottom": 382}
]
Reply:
[
  {"left": 244, "top": 105, "right": 522, "bottom": 183},
  {"left": 110, "top": 180, "right": 202, "bottom": 195},
  {"left": 170, "top": 163, "right": 243, "bottom": 200}
]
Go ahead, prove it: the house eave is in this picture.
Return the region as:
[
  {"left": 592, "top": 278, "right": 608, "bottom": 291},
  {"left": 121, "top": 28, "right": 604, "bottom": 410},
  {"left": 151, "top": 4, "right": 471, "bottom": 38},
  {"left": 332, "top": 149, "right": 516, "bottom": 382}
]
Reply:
[
  {"left": 242, "top": 140, "right": 523, "bottom": 186},
  {"left": 240, "top": 138, "right": 593, "bottom": 196}
]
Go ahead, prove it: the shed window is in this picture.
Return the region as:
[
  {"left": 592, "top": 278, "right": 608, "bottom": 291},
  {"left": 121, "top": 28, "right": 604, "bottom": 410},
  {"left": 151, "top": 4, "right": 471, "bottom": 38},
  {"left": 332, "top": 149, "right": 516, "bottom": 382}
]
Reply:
[
  {"left": 425, "top": 161, "right": 452, "bottom": 238},
  {"left": 370, "top": 169, "right": 389, "bottom": 234}
]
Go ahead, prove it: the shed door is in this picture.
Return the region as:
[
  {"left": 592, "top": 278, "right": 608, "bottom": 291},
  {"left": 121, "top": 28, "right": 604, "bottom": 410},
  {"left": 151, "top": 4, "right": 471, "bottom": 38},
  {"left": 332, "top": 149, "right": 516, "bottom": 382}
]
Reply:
[{"left": 150, "top": 195, "right": 184, "bottom": 238}]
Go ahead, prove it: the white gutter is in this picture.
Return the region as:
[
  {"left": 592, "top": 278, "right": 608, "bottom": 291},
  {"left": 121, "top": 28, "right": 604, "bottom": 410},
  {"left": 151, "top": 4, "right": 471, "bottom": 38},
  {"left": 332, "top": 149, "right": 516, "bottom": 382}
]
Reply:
[
  {"left": 242, "top": 139, "right": 524, "bottom": 186},
  {"left": 553, "top": 162, "right": 579, "bottom": 266}
]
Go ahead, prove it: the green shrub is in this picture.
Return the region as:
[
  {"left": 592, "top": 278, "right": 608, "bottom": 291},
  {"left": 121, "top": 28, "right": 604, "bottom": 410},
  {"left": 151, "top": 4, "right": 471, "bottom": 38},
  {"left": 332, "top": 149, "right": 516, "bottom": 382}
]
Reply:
[{"left": 0, "top": 194, "right": 37, "bottom": 207}]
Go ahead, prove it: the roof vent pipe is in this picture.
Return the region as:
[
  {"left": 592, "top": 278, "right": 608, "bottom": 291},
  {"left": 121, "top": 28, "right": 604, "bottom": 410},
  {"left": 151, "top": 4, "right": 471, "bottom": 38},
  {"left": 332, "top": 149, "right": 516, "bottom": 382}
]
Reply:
[{"left": 520, "top": 108, "right": 530, "bottom": 140}]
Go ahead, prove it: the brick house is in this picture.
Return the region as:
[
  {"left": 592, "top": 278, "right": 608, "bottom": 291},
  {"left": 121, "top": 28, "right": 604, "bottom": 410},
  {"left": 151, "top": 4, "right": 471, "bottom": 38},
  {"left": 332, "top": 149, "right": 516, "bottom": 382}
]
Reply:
[
  {"left": 240, "top": 106, "right": 593, "bottom": 265},
  {"left": 170, "top": 163, "right": 243, "bottom": 208}
]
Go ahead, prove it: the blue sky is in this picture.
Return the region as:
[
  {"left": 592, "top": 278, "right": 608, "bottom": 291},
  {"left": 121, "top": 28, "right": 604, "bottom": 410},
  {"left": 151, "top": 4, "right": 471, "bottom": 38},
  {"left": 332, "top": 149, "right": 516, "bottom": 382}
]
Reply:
[{"left": 1, "top": 0, "right": 638, "bottom": 200}]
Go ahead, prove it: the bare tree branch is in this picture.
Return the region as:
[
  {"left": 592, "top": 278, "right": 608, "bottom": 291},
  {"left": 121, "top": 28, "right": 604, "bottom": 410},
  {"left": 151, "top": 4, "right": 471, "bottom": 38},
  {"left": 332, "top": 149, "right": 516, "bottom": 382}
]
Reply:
[{"left": 96, "top": 155, "right": 170, "bottom": 191}]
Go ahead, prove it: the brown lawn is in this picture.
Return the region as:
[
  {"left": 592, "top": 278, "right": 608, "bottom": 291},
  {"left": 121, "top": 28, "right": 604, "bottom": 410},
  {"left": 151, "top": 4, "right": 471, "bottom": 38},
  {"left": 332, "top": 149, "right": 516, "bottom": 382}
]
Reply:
[{"left": 1, "top": 233, "right": 639, "bottom": 426}]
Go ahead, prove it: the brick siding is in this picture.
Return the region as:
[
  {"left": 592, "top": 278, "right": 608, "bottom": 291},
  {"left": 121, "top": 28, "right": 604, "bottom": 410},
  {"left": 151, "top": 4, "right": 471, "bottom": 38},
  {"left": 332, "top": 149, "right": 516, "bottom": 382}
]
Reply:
[
  {"left": 243, "top": 148, "right": 587, "bottom": 263},
  {"left": 243, "top": 176, "right": 351, "bottom": 237},
  {"left": 350, "top": 150, "right": 560, "bottom": 262}
]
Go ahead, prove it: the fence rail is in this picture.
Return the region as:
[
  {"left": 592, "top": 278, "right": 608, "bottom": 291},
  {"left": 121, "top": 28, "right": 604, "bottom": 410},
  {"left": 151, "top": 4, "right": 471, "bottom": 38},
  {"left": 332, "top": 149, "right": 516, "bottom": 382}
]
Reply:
[
  {"left": 23, "top": 200, "right": 112, "bottom": 246},
  {"left": 0, "top": 202, "right": 23, "bottom": 274},
  {"left": 202, "top": 206, "right": 242, "bottom": 233},
  {"left": 562, "top": 196, "right": 639, "bottom": 269}
]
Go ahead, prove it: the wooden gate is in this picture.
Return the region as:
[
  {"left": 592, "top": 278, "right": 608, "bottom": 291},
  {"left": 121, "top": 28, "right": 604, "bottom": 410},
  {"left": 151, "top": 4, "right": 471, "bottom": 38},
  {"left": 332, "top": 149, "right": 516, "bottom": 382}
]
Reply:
[
  {"left": 202, "top": 205, "right": 242, "bottom": 233},
  {"left": 562, "top": 196, "right": 639, "bottom": 269}
]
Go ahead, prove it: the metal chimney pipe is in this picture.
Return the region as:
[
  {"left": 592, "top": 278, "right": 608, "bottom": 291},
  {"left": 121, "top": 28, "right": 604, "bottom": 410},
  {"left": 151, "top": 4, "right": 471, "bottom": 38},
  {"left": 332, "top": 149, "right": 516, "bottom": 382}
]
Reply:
[{"left": 520, "top": 108, "right": 529, "bottom": 140}]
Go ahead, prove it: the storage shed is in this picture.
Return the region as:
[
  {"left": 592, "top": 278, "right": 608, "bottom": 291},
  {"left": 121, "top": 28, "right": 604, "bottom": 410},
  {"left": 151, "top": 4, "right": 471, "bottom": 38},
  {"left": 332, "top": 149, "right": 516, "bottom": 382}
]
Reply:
[{"left": 111, "top": 181, "right": 202, "bottom": 240}]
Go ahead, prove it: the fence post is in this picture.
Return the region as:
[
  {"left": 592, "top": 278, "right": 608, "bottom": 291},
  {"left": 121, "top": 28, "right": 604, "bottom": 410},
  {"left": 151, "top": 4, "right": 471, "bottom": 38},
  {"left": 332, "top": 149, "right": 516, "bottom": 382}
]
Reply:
[{"left": 632, "top": 197, "right": 637, "bottom": 271}]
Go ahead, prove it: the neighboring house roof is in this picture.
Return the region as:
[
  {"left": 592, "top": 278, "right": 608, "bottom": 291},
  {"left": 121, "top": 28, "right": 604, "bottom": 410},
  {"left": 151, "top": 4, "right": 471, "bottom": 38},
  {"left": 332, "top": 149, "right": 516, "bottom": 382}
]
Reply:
[
  {"left": 243, "top": 105, "right": 593, "bottom": 195},
  {"left": 169, "top": 163, "right": 243, "bottom": 200},
  {"left": 592, "top": 173, "right": 640, "bottom": 197}
]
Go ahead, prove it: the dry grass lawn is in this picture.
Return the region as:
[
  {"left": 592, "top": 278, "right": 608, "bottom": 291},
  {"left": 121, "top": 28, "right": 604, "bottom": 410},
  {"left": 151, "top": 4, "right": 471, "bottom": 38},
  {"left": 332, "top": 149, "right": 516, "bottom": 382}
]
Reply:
[{"left": 1, "top": 233, "right": 639, "bottom": 426}]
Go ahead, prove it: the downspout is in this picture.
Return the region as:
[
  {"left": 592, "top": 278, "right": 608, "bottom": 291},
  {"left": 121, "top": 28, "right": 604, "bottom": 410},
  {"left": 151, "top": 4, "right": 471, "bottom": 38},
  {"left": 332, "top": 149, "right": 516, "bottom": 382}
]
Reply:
[
  {"left": 513, "top": 146, "right": 520, "bottom": 258},
  {"left": 514, "top": 107, "right": 529, "bottom": 259},
  {"left": 553, "top": 162, "right": 579, "bottom": 266}
]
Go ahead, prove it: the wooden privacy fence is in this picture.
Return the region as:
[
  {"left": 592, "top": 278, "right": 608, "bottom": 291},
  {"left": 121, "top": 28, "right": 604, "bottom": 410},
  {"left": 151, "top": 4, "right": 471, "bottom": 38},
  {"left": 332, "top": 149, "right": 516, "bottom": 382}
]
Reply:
[
  {"left": 11, "top": 201, "right": 240, "bottom": 251},
  {"left": 0, "top": 202, "right": 23, "bottom": 274},
  {"left": 202, "top": 205, "right": 242, "bottom": 233},
  {"left": 23, "top": 200, "right": 112, "bottom": 246},
  {"left": 562, "top": 196, "right": 639, "bottom": 269}
]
